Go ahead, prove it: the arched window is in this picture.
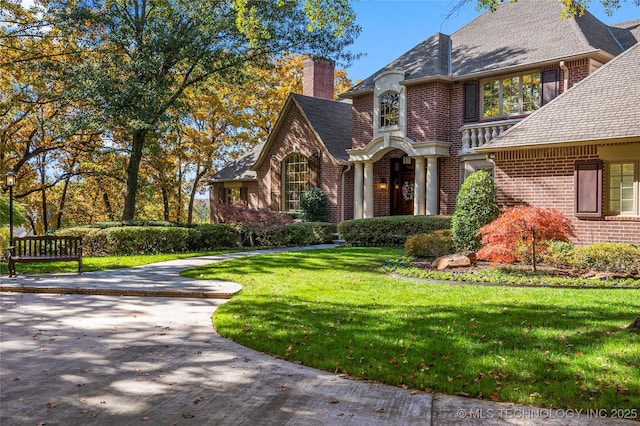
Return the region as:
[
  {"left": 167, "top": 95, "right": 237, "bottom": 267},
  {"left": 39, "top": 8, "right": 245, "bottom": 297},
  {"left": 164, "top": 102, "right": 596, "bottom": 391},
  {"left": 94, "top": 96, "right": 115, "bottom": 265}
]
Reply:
[
  {"left": 284, "top": 153, "right": 309, "bottom": 211},
  {"left": 380, "top": 92, "right": 400, "bottom": 127}
]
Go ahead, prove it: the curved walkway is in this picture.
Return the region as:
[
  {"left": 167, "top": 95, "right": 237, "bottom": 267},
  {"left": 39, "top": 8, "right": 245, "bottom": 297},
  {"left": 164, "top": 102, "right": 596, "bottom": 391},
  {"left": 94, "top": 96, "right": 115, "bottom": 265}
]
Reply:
[{"left": 0, "top": 246, "right": 635, "bottom": 425}]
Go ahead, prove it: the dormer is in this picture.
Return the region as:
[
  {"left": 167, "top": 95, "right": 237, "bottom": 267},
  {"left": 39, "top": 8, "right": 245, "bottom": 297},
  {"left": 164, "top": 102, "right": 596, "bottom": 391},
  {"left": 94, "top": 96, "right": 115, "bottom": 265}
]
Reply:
[{"left": 373, "top": 70, "right": 406, "bottom": 139}]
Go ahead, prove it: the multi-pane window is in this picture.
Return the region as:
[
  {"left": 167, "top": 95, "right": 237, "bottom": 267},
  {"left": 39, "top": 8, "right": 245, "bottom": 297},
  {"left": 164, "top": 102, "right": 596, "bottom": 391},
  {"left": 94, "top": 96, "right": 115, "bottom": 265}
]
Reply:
[
  {"left": 608, "top": 162, "right": 638, "bottom": 215},
  {"left": 482, "top": 72, "right": 541, "bottom": 118},
  {"left": 226, "top": 188, "right": 241, "bottom": 204},
  {"left": 284, "top": 153, "right": 309, "bottom": 212},
  {"left": 380, "top": 92, "right": 400, "bottom": 127}
]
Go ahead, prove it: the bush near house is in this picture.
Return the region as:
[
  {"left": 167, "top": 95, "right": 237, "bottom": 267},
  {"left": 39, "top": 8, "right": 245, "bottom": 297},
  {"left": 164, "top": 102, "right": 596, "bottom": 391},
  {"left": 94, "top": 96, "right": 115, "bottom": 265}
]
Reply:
[
  {"left": 300, "top": 187, "right": 328, "bottom": 222},
  {"left": 451, "top": 170, "right": 499, "bottom": 252},
  {"left": 544, "top": 241, "right": 640, "bottom": 274},
  {"left": 286, "top": 222, "right": 337, "bottom": 246},
  {"left": 404, "top": 229, "right": 453, "bottom": 258},
  {"left": 338, "top": 215, "right": 451, "bottom": 246}
]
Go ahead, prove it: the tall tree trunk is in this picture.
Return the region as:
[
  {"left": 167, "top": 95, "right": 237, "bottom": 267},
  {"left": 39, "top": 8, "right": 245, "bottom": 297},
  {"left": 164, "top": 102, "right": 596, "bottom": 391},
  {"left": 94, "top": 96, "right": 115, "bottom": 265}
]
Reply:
[
  {"left": 55, "top": 176, "right": 71, "bottom": 230},
  {"left": 162, "top": 186, "right": 170, "bottom": 221},
  {"left": 39, "top": 155, "right": 48, "bottom": 234},
  {"left": 176, "top": 165, "right": 183, "bottom": 223},
  {"left": 123, "top": 130, "right": 146, "bottom": 220},
  {"left": 187, "top": 164, "right": 208, "bottom": 225},
  {"left": 103, "top": 190, "right": 114, "bottom": 221}
]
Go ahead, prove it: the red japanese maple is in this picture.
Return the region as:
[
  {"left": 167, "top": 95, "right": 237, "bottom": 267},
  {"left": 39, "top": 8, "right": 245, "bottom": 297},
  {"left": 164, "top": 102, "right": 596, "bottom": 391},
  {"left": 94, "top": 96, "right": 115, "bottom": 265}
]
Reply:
[{"left": 477, "top": 205, "right": 575, "bottom": 270}]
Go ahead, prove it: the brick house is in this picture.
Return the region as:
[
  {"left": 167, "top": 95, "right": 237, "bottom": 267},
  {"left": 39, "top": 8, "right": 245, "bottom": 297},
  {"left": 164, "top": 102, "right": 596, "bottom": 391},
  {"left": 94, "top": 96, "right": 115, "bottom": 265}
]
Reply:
[
  {"left": 476, "top": 43, "right": 640, "bottom": 244},
  {"left": 210, "top": 0, "right": 639, "bottom": 243}
]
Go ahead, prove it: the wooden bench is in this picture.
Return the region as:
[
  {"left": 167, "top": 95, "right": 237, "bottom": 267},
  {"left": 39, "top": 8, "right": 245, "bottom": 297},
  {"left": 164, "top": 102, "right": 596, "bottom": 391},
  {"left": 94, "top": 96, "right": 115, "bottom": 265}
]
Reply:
[{"left": 8, "top": 236, "right": 83, "bottom": 277}]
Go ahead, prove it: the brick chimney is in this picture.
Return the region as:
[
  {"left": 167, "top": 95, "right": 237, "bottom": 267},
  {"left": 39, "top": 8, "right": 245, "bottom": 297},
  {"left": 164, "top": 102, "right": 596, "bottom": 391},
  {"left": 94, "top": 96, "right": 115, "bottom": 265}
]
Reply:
[{"left": 302, "top": 56, "right": 335, "bottom": 100}]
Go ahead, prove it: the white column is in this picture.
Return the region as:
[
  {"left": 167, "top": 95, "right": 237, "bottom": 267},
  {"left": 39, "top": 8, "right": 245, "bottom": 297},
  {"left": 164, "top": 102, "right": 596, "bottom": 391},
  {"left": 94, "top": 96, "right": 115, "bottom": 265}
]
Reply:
[
  {"left": 414, "top": 157, "right": 426, "bottom": 215},
  {"left": 363, "top": 161, "right": 374, "bottom": 218},
  {"left": 426, "top": 156, "right": 438, "bottom": 215},
  {"left": 354, "top": 162, "right": 364, "bottom": 219}
]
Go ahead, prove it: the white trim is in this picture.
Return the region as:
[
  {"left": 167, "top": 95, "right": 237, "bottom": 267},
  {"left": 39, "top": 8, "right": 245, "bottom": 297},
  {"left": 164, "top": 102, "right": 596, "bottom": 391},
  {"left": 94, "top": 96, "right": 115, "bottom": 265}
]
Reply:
[
  {"left": 373, "top": 71, "right": 406, "bottom": 139},
  {"left": 348, "top": 135, "right": 450, "bottom": 163}
]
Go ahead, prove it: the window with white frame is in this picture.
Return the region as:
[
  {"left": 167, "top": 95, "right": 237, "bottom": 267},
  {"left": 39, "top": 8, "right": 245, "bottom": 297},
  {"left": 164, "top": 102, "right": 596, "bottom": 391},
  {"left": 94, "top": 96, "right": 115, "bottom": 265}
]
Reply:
[
  {"left": 608, "top": 161, "right": 639, "bottom": 215},
  {"left": 284, "top": 153, "right": 309, "bottom": 212},
  {"left": 379, "top": 92, "right": 400, "bottom": 127},
  {"left": 482, "top": 72, "right": 541, "bottom": 118}
]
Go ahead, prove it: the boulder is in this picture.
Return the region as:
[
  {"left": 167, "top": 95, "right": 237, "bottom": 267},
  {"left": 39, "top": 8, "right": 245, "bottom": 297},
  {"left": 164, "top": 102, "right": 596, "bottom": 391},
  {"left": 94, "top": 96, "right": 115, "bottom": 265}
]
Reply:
[{"left": 432, "top": 251, "right": 477, "bottom": 271}]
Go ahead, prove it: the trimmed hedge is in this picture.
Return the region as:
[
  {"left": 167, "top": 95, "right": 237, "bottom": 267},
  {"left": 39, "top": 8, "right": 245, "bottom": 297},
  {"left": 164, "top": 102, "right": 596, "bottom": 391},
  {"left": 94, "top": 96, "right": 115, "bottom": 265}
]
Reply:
[
  {"left": 286, "top": 222, "right": 337, "bottom": 246},
  {"left": 56, "top": 228, "right": 109, "bottom": 256},
  {"left": 190, "top": 224, "right": 239, "bottom": 250},
  {"left": 338, "top": 216, "right": 451, "bottom": 247},
  {"left": 79, "top": 220, "right": 181, "bottom": 229},
  {"left": 405, "top": 229, "right": 453, "bottom": 259},
  {"left": 56, "top": 221, "right": 336, "bottom": 255}
]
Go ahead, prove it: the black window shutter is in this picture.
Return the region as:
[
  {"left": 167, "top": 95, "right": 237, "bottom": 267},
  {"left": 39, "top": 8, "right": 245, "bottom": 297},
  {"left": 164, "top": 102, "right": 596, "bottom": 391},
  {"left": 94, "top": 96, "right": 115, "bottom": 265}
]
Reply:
[
  {"left": 463, "top": 82, "right": 478, "bottom": 122},
  {"left": 218, "top": 187, "right": 226, "bottom": 203},
  {"left": 240, "top": 187, "right": 248, "bottom": 203},
  {"left": 575, "top": 160, "right": 603, "bottom": 218},
  {"left": 541, "top": 69, "right": 559, "bottom": 106}
]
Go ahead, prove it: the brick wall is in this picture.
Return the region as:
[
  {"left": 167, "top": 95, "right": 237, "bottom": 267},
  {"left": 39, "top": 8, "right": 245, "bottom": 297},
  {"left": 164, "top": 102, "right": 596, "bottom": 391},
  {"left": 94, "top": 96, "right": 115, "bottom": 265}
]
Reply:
[
  {"left": 352, "top": 95, "right": 373, "bottom": 150},
  {"left": 254, "top": 103, "right": 346, "bottom": 223},
  {"left": 493, "top": 145, "right": 640, "bottom": 244},
  {"left": 406, "top": 82, "right": 450, "bottom": 142}
]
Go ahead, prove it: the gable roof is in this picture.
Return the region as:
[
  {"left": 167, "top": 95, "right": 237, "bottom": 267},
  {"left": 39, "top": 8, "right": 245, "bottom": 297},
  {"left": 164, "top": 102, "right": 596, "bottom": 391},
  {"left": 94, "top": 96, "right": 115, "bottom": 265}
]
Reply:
[
  {"left": 477, "top": 42, "right": 640, "bottom": 151},
  {"left": 211, "top": 143, "right": 263, "bottom": 182},
  {"left": 251, "top": 93, "right": 352, "bottom": 171},
  {"left": 346, "top": 0, "right": 631, "bottom": 95}
]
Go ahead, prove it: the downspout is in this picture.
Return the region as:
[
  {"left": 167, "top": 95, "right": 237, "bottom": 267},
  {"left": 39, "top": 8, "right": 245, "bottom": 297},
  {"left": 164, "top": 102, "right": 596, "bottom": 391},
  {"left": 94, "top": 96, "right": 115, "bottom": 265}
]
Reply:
[
  {"left": 341, "top": 164, "right": 352, "bottom": 222},
  {"left": 560, "top": 61, "right": 569, "bottom": 93}
]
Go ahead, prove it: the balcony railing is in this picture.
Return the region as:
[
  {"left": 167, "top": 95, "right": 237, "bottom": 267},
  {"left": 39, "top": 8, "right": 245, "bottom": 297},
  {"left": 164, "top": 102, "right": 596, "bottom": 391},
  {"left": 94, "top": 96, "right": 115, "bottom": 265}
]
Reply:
[{"left": 459, "top": 118, "right": 522, "bottom": 152}]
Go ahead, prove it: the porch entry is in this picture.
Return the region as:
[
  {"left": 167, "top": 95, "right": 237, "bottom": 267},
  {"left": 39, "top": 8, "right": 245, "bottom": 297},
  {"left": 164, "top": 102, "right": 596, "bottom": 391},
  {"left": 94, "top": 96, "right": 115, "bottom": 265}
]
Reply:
[{"left": 391, "top": 157, "right": 415, "bottom": 215}]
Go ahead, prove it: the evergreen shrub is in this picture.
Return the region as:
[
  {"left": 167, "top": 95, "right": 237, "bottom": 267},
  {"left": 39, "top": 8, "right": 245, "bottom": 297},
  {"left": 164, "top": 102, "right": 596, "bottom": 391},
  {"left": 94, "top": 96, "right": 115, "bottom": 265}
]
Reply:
[
  {"left": 56, "top": 228, "right": 109, "bottom": 256},
  {"left": 286, "top": 222, "right": 337, "bottom": 246},
  {"left": 451, "top": 170, "right": 499, "bottom": 251},
  {"left": 191, "top": 224, "right": 239, "bottom": 249},
  {"left": 338, "top": 215, "right": 451, "bottom": 247},
  {"left": 104, "top": 226, "right": 193, "bottom": 255},
  {"left": 300, "top": 187, "right": 328, "bottom": 222},
  {"left": 405, "top": 229, "right": 453, "bottom": 258}
]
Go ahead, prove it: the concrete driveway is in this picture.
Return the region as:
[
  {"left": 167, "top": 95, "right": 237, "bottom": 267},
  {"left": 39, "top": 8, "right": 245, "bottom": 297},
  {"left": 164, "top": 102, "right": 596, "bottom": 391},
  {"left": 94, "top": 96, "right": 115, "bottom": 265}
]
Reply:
[{"left": 1, "top": 248, "right": 636, "bottom": 425}]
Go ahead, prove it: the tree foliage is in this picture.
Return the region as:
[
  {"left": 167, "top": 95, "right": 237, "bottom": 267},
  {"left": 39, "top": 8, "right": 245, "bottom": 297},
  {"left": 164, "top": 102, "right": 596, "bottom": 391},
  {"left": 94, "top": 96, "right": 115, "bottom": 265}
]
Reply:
[
  {"left": 451, "top": 170, "right": 499, "bottom": 252},
  {"left": 477, "top": 205, "right": 575, "bottom": 271},
  {"left": 300, "top": 187, "right": 328, "bottom": 222},
  {"left": 467, "top": 0, "right": 639, "bottom": 17}
]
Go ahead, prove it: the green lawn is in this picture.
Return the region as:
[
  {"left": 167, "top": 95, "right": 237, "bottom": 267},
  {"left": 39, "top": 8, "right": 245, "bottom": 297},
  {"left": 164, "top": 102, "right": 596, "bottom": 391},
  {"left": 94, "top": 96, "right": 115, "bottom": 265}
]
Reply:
[
  {"left": 182, "top": 247, "right": 640, "bottom": 412},
  {"left": 0, "top": 249, "right": 243, "bottom": 275}
]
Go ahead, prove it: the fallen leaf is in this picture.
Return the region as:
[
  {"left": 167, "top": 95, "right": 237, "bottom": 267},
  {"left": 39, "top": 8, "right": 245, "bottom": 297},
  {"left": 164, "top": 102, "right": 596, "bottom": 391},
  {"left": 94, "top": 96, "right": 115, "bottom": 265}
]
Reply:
[
  {"left": 182, "top": 414, "right": 195, "bottom": 419},
  {"left": 276, "top": 386, "right": 288, "bottom": 392},
  {"left": 46, "top": 402, "right": 57, "bottom": 409},
  {"left": 12, "top": 377, "right": 20, "bottom": 381},
  {"left": 328, "top": 399, "right": 339, "bottom": 404},
  {"left": 142, "top": 417, "right": 150, "bottom": 421},
  {"left": 193, "top": 397, "right": 204, "bottom": 405},
  {"left": 374, "top": 408, "right": 385, "bottom": 413}
]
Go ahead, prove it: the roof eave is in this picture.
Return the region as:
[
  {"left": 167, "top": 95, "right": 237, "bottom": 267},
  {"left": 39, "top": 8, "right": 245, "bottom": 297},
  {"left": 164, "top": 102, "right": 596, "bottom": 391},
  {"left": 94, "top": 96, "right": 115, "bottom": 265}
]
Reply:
[{"left": 476, "top": 135, "right": 640, "bottom": 152}]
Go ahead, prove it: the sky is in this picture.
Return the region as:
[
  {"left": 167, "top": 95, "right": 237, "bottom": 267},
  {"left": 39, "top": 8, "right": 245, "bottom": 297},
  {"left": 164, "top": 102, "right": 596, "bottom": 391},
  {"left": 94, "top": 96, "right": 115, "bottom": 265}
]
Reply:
[{"left": 344, "top": 0, "right": 640, "bottom": 83}]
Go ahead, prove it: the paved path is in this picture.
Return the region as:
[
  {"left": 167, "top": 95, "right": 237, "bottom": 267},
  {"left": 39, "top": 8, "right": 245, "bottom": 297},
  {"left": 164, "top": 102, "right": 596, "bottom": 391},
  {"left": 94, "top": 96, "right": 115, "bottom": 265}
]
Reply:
[{"left": 0, "top": 246, "right": 636, "bottom": 425}]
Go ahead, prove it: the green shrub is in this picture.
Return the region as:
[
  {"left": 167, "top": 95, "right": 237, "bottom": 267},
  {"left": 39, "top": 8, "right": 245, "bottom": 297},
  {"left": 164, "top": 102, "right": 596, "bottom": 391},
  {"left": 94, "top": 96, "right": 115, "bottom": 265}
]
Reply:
[
  {"left": 405, "top": 229, "right": 453, "bottom": 259},
  {"left": 80, "top": 220, "right": 181, "bottom": 229},
  {"left": 286, "top": 222, "right": 337, "bottom": 246},
  {"left": 451, "top": 170, "right": 499, "bottom": 251},
  {"left": 338, "top": 216, "right": 451, "bottom": 247},
  {"left": 0, "top": 227, "right": 8, "bottom": 255},
  {"left": 56, "top": 227, "right": 109, "bottom": 256},
  {"left": 574, "top": 242, "right": 640, "bottom": 274},
  {"left": 542, "top": 241, "right": 576, "bottom": 267},
  {"left": 104, "top": 226, "right": 192, "bottom": 255},
  {"left": 300, "top": 187, "right": 328, "bottom": 222},
  {"left": 191, "top": 224, "right": 239, "bottom": 249}
]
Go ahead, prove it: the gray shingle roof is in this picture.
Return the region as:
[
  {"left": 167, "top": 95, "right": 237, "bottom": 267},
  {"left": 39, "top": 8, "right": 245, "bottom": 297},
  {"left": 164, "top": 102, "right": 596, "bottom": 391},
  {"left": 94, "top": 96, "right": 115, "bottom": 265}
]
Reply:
[
  {"left": 214, "top": 94, "right": 352, "bottom": 182},
  {"left": 347, "top": 0, "right": 630, "bottom": 94},
  {"left": 211, "top": 143, "right": 264, "bottom": 181},
  {"left": 291, "top": 93, "right": 352, "bottom": 162},
  {"left": 610, "top": 19, "right": 640, "bottom": 49},
  {"left": 478, "top": 42, "right": 640, "bottom": 150}
]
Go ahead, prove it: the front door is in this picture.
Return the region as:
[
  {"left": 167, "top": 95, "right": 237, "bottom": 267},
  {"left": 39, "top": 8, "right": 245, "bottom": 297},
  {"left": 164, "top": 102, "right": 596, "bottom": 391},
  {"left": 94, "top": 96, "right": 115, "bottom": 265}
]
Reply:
[{"left": 391, "top": 158, "right": 415, "bottom": 215}]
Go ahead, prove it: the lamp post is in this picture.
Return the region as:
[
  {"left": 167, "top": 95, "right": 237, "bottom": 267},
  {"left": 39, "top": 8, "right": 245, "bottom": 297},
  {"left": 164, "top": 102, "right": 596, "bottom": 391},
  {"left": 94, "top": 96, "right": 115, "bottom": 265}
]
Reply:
[{"left": 5, "top": 172, "right": 16, "bottom": 244}]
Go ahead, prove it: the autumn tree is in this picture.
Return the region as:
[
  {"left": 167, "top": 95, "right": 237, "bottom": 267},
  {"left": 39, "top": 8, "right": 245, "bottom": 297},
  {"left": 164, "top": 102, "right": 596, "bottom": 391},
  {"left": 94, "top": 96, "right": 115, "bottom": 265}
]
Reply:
[
  {"left": 477, "top": 205, "right": 575, "bottom": 271},
  {"left": 40, "top": 0, "right": 359, "bottom": 220}
]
